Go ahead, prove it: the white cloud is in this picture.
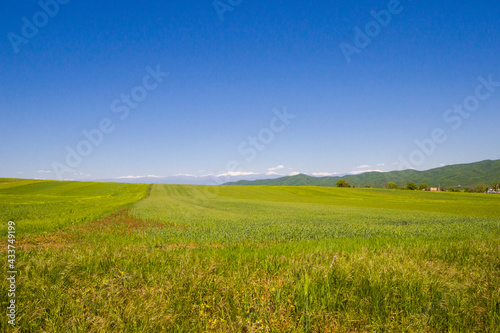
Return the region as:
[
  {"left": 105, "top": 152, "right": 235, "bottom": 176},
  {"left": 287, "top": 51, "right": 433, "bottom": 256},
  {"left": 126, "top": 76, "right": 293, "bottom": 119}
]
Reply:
[
  {"left": 115, "top": 175, "right": 163, "bottom": 179},
  {"left": 268, "top": 165, "right": 285, "bottom": 171},
  {"left": 37, "top": 170, "right": 52, "bottom": 173},
  {"left": 356, "top": 165, "right": 370, "bottom": 169},
  {"left": 17, "top": 172, "right": 23, "bottom": 174},
  {"left": 288, "top": 171, "right": 300, "bottom": 176},
  {"left": 376, "top": 163, "right": 385, "bottom": 166},
  {"left": 310, "top": 172, "right": 340, "bottom": 177},
  {"left": 216, "top": 171, "right": 258, "bottom": 177},
  {"left": 349, "top": 169, "right": 383, "bottom": 175}
]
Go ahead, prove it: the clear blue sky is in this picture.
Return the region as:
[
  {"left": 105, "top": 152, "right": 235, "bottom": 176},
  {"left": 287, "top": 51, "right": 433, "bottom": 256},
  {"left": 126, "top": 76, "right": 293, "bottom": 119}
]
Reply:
[{"left": 1, "top": 0, "right": 499, "bottom": 181}]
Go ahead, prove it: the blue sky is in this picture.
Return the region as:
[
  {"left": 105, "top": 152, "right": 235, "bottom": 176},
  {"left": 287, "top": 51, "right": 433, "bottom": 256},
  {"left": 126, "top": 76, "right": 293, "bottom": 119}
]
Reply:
[{"left": 1, "top": 0, "right": 499, "bottom": 182}]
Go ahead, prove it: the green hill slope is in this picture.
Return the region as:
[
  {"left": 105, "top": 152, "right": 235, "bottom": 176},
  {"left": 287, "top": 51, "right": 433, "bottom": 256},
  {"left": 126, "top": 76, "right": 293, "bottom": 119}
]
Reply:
[{"left": 226, "top": 159, "right": 500, "bottom": 188}]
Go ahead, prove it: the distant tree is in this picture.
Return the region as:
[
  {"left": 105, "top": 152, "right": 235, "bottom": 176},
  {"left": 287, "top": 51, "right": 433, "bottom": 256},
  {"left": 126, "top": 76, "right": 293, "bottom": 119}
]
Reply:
[
  {"left": 406, "top": 182, "right": 418, "bottom": 190},
  {"left": 336, "top": 179, "right": 351, "bottom": 188},
  {"left": 464, "top": 184, "right": 488, "bottom": 193},
  {"left": 419, "top": 183, "right": 429, "bottom": 190},
  {"left": 388, "top": 182, "right": 398, "bottom": 189},
  {"left": 476, "top": 184, "right": 489, "bottom": 193},
  {"left": 448, "top": 187, "right": 460, "bottom": 192}
]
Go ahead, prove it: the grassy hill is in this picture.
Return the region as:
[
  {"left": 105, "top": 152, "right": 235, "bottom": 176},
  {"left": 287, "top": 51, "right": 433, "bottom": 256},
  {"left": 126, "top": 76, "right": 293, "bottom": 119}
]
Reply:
[
  {"left": 0, "top": 179, "right": 148, "bottom": 234},
  {"left": 225, "top": 159, "right": 500, "bottom": 188},
  {"left": 2, "top": 182, "right": 500, "bottom": 331}
]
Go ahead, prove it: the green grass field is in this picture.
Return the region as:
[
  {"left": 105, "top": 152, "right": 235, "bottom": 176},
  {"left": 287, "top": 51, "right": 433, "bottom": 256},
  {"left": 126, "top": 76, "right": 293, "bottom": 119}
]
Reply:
[{"left": 1, "top": 180, "right": 499, "bottom": 332}]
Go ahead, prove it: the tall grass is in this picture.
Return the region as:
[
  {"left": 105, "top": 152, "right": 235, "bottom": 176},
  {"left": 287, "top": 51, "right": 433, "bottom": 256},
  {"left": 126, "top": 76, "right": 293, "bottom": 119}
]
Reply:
[
  {"left": 0, "top": 179, "right": 149, "bottom": 234},
  {"left": 1, "top": 182, "right": 499, "bottom": 332}
]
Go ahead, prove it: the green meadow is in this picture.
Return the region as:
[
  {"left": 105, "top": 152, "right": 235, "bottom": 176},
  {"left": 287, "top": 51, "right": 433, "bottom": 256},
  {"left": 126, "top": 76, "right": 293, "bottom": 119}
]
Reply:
[{"left": 1, "top": 180, "right": 499, "bottom": 332}]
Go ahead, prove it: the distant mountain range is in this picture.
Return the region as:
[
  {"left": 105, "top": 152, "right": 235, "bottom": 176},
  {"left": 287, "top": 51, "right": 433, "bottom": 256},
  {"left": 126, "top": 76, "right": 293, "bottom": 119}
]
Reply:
[
  {"left": 224, "top": 159, "right": 500, "bottom": 188},
  {"left": 92, "top": 173, "right": 286, "bottom": 185}
]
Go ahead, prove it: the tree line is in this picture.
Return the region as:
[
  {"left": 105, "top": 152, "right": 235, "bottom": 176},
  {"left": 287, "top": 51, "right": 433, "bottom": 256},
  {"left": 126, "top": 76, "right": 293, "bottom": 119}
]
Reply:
[{"left": 335, "top": 179, "right": 500, "bottom": 193}]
